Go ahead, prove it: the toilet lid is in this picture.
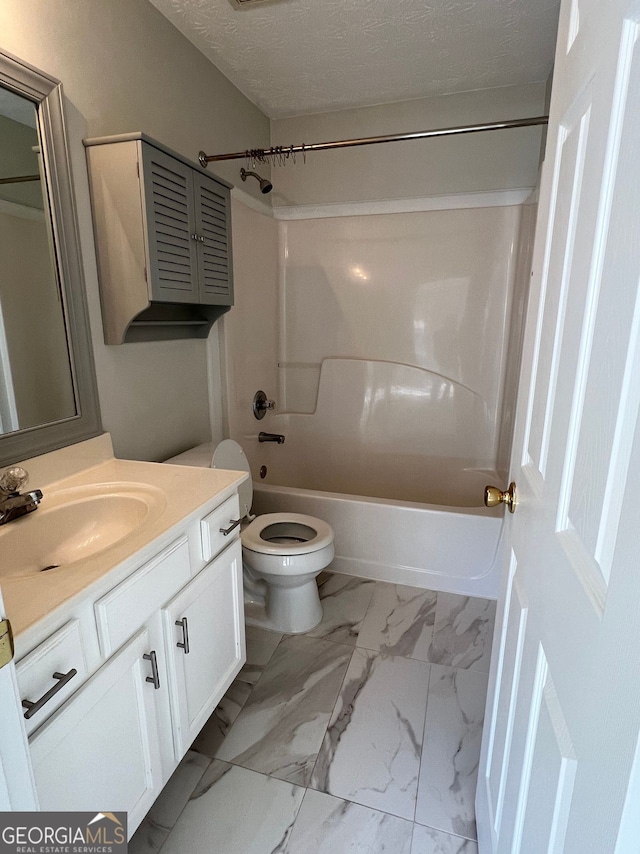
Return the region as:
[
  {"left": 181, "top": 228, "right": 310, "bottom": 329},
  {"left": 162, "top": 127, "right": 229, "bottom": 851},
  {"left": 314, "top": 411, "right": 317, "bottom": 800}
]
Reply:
[{"left": 212, "top": 439, "right": 253, "bottom": 516}]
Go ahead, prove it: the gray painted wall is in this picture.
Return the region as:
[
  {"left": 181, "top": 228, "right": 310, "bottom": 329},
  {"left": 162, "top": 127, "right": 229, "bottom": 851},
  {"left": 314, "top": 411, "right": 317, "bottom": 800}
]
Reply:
[
  {"left": 0, "top": 0, "right": 270, "bottom": 461},
  {"left": 271, "top": 83, "right": 547, "bottom": 207}
]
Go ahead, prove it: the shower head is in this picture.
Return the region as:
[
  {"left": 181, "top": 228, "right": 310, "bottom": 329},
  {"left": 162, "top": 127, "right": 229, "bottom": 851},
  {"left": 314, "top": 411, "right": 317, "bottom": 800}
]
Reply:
[{"left": 240, "top": 168, "right": 273, "bottom": 194}]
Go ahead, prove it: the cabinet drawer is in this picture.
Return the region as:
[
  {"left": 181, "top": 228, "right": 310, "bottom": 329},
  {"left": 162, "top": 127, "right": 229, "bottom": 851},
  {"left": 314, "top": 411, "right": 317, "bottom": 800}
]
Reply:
[
  {"left": 95, "top": 536, "right": 191, "bottom": 656},
  {"left": 201, "top": 493, "right": 241, "bottom": 562},
  {"left": 17, "top": 621, "right": 88, "bottom": 736}
]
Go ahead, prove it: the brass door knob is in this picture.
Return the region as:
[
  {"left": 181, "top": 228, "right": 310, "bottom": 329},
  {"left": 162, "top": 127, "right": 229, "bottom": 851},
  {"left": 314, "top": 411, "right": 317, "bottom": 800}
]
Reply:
[{"left": 484, "top": 482, "right": 517, "bottom": 513}]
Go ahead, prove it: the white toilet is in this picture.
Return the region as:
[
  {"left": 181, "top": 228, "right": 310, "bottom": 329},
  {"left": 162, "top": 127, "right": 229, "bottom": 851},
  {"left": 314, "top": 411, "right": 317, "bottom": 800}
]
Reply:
[{"left": 168, "top": 440, "right": 334, "bottom": 634}]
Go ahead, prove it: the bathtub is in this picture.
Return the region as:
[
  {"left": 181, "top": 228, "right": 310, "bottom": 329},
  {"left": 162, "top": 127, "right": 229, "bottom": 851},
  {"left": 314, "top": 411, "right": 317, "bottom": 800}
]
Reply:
[
  {"left": 167, "top": 441, "right": 503, "bottom": 599},
  {"left": 252, "top": 478, "right": 503, "bottom": 600},
  {"left": 243, "top": 358, "right": 504, "bottom": 598}
]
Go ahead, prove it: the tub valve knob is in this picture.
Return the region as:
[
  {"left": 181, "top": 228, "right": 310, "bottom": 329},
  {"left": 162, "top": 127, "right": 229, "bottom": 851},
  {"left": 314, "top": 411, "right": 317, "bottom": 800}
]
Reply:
[{"left": 253, "top": 390, "right": 276, "bottom": 420}]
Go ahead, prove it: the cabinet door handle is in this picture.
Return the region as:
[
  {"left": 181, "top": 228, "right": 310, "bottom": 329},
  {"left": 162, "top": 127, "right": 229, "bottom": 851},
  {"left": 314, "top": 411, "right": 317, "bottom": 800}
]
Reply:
[
  {"left": 143, "top": 651, "right": 160, "bottom": 689},
  {"left": 22, "top": 669, "right": 78, "bottom": 720},
  {"left": 175, "top": 617, "right": 190, "bottom": 654},
  {"left": 220, "top": 518, "right": 241, "bottom": 536}
]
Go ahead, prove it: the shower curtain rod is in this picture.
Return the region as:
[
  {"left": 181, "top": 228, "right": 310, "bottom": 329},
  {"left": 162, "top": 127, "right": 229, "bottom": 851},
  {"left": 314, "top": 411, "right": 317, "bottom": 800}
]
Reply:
[{"left": 198, "top": 114, "right": 548, "bottom": 167}]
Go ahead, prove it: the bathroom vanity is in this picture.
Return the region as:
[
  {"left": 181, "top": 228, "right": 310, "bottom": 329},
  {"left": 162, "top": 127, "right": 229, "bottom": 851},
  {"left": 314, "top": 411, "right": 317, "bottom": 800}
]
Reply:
[
  {"left": 0, "top": 435, "right": 248, "bottom": 835},
  {"left": 0, "top": 45, "right": 248, "bottom": 823}
]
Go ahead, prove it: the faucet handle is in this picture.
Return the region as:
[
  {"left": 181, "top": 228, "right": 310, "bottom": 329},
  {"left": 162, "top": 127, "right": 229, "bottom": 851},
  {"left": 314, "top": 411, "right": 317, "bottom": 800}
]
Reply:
[
  {"left": 253, "top": 390, "right": 276, "bottom": 419},
  {"left": 0, "top": 467, "right": 29, "bottom": 495}
]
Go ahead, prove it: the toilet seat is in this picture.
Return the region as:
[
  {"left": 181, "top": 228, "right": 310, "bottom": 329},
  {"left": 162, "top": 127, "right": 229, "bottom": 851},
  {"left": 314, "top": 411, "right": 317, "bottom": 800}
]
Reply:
[
  {"left": 168, "top": 438, "right": 334, "bottom": 633},
  {"left": 242, "top": 512, "right": 334, "bottom": 556}
]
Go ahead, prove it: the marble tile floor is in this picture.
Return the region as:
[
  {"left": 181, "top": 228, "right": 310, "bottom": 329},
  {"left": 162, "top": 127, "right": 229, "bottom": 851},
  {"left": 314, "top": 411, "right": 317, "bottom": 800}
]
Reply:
[{"left": 130, "top": 574, "right": 495, "bottom": 854}]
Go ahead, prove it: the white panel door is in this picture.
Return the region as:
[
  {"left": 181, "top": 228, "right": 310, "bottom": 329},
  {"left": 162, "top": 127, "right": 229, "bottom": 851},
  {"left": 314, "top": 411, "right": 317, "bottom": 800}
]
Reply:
[
  {"left": 0, "top": 589, "right": 37, "bottom": 810},
  {"left": 477, "top": 0, "right": 640, "bottom": 851}
]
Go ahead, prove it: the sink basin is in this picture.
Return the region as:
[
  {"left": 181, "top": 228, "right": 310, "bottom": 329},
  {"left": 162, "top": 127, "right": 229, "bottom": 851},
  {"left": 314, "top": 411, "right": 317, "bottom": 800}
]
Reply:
[{"left": 0, "top": 482, "right": 167, "bottom": 578}]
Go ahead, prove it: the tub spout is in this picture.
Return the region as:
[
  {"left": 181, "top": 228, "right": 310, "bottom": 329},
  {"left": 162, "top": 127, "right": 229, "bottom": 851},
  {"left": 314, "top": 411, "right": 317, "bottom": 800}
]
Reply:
[{"left": 259, "top": 432, "right": 285, "bottom": 444}]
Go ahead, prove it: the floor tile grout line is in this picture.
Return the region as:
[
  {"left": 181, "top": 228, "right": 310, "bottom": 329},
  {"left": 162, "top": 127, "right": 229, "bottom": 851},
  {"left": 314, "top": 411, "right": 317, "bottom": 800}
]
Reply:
[
  {"left": 284, "top": 786, "right": 313, "bottom": 850},
  {"left": 305, "top": 644, "right": 358, "bottom": 788},
  {"left": 153, "top": 761, "right": 310, "bottom": 854},
  {"left": 205, "top": 635, "right": 356, "bottom": 783},
  {"left": 412, "top": 664, "right": 484, "bottom": 843},
  {"left": 206, "top": 608, "right": 490, "bottom": 769},
  {"left": 412, "top": 816, "right": 480, "bottom": 844},
  {"left": 299, "top": 632, "right": 490, "bottom": 675},
  {"left": 150, "top": 754, "right": 214, "bottom": 854},
  {"left": 305, "top": 782, "right": 419, "bottom": 825},
  {"left": 204, "top": 755, "right": 421, "bottom": 827},
  {"left": 412, "top": 660, "right": 434, "bottom": 824},
  {"left": 211, "top": 757, "right": 307, "bottom": 790},
  {"left": 305, "top": 645, "right": 430, "bottom": 825},
  {"left": 240, "top": 626, "right": 286, "bottom": 697},
  {"left": 185, "top": 757, "right": 437, "bottom": 829}
]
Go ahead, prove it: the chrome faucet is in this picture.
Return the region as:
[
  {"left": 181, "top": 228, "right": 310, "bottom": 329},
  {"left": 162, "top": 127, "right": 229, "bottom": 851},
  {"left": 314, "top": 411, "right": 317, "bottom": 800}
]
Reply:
[
  {"left": 0, "top": 467, "right": 43, "bottom": 526},
  {"left": 258, "top": 432, "right": 285, "bottom": 444}
]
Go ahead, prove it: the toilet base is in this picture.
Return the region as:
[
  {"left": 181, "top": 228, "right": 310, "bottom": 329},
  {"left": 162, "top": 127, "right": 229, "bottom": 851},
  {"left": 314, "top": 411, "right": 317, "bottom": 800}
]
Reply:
[{"left": 243, "top": 573, "right": 323, "bottom": 634}]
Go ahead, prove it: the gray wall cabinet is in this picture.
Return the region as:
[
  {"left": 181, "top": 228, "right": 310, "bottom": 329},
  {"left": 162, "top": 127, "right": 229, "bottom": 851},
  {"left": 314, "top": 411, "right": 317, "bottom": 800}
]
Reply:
[{"left": 85, "top": 133, "right": 233, "bottom": 344}]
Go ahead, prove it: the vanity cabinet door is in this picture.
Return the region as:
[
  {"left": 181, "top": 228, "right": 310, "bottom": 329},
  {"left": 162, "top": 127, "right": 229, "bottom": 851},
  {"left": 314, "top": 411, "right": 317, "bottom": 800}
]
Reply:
[
  {"left": 192, "top": 171, "right": 234, "bottom": 307},
  {"left": 140, "top": 143, "right": 200, "bottom": 304},
  {"left": 163, "top": 539, "right": 245, "bottom": 759},
  {"left": 29, "top": 629, "right": 163, "bottom": 834}
]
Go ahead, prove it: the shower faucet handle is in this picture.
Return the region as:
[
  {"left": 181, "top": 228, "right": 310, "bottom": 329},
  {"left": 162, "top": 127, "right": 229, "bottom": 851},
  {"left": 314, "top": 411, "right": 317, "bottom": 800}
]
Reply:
[{"left": 253, "top": 390, "right": 276, "bottom": 420}]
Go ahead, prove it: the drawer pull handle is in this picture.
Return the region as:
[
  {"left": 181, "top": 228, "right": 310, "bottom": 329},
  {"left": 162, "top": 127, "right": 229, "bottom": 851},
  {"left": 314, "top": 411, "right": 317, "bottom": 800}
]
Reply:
[
  {"left": 22, "top": 668, "right": 78, "bottom": 720},
  {"left": 143, "top": 651, "right": 160, "bottom": 689},
  {"left": 220, "top": 518, "right": 241, "bottom": 536},
  {"left": 175, "top": 617, "right": 190, "bottom": 654}
]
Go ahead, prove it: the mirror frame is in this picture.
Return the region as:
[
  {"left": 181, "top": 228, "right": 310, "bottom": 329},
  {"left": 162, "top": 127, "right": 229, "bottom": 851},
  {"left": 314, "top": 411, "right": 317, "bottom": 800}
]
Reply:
[{"left": 0, "top": 49, "right": 101, "bottom": 466}]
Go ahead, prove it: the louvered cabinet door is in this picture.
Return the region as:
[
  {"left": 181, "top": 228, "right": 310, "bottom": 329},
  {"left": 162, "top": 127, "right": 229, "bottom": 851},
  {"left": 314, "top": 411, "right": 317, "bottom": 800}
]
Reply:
[
  {"left": 141, "top": 145, "right": 199, "bottom": 303},
  {"left": 193, "top": 172, "right": 234, "bottom": 306}
]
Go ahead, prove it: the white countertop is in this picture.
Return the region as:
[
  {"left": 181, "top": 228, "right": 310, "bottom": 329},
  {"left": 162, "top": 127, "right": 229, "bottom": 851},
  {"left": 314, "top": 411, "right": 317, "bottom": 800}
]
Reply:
[{"left": 0, "top": 437, "right": 247, "bottom": 639}]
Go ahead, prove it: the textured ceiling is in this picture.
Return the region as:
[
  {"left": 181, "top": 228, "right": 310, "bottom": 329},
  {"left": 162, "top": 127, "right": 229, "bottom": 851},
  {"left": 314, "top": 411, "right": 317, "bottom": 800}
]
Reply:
[{"left": 149, "top": 0, "right": 560, "bottom": 118}]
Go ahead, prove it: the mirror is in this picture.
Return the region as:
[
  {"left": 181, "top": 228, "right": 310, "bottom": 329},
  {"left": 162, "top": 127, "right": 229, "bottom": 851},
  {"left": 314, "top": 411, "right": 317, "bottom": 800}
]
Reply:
[
  {"left": 0, "top": 51, "right": 100, "bottom": 466},
  {"left": 0, "top": 87, "right": 75, "bottom": 432}
]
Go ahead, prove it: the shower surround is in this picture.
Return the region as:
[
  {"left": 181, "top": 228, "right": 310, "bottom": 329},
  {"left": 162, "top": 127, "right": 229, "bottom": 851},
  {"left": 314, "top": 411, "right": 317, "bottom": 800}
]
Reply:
[
  {"left": 222, "top": 198, "right": 535, "bottom": 598},
  {"left": 276, "top": 206, "right": 521, "bottom": 474}
]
